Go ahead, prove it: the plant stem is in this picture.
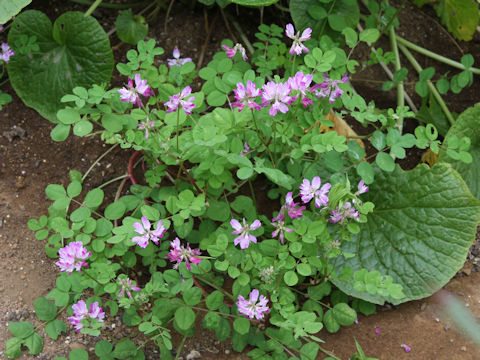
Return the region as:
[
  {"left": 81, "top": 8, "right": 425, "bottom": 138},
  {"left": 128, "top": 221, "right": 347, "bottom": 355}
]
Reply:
[
  {"left": 174, "top": 335, "right": 187, "bottom": 360},
  {"left": 176, "top": 110, "right": 180, "bottom": 152},
  {"left": 98, "top": 174, "right": 129, "bottom": 189},
  {"left": 70, "top": 0, "right": 145, "bottom": 9},
  {"left": 84, "top": 0, "right": 103, "bottom": 16},
  {"left": 396, "top": 35, "right": 480, "bottom": 75},
  {"left": 398, "top": 43, "right": 455, "bottom": 125},
  {"left": 388, "top": 25, "right": 405, "bottom": 133},
  {"left": 82, "top": 143, "right": 119, "bottom": 181},
  {"left": 251, "top": 109, "right": 275, "bottom": 166},
  {"left": 248, "top": 179, "right": 257, "bottom": 209}
]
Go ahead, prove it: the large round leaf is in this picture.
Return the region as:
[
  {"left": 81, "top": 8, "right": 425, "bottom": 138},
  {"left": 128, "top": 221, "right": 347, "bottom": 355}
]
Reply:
[
  {"left": 438, "top": 103, "right": 480, "bottom": 199},
  {"left": 333, "top": 163, "right": 480, "bottom": 305},
  {"left": 7, "top": 10, "right": 113, "bottom": 122}
]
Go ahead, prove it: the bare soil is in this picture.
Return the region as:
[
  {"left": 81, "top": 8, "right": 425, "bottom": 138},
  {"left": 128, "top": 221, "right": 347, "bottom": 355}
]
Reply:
[{"left": 1, "top": 1, "right": 480, "bottom": 359}]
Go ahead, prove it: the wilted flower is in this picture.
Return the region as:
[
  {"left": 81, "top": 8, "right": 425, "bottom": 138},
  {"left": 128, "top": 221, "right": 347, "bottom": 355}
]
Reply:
[
  {"left": 299, "top": 176, "right": 331, "bottom": 207},
  {"left": 285, "top": 23, "right": 311, "bottom": 55},
  {"left": 401, "top": 344, "right": 411, "bottom": 353},
  {"left": 311, "top": 73, "right": 349, "bottom": 104},
  {"left": 355, "top": 180, "right": 369, "bottom": 195},
  {"left": 222, "top": 43, "right": 248, "bottom": 61},
  {"left": 0, "top": 43, "right": 15, "bottom": 63},
  {"left": 165, "top": 237, "right": 202, "bottom": 270},
  {"left": 273, "top": 192, "right": 306, "bottom": 222},
  {"left": 271, "top": 218, "right": 294, "bottom": 244},
  {"left": 118, "top": 73, "right": 154, "bottom": 107},
  {"left": 288, "top": 71, "right": 314, "bottom": 107},
  {"left": 259, "top": 266, "right": 275, "bottom": 284},
  {"left": 167, "top": 47, "right": 192, "bottom": 67},
  {"left": 117, "top": 276, "right": 141, "bottom": 300},
  {"left": 239, "top": 142, "right": 251, "bottom": 156},
  {"left": 230, "top": 218, "right": 261, "bottom": 249},
  {"left": 68, "top": 300, "right": 105, "bottom": 332},
  {"left": 261, "top": 81, "right": 295, "bottom": 116},
  {"left": 56, "top": 241, "right": 91, "bottom": 274},
  {"left": 329, "top": 202, "right": 359, "bottom": 225},
  {"left": 165, "top": 86, "right": 196, "bottom": 115},
  {"left": 236, "top": 289, "right": 270, "bottom": 320},
  {"left": 132, "top": 216, "right": 166, "bottom": 249},
  {"left": 232, "top": 81, "right": 262, "bottom": 111}
]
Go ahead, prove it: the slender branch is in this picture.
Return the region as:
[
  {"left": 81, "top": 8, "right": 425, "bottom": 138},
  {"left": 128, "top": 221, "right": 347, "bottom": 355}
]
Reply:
[
  {"left": 98, "top": 174, "right": 129, "bottom": 189},
  {"left": 398, "top": 43, "right": 455, "bottom": 125},
  {"left": 82, "top": 143, "right": 119, "bottom": 181},
  {"left": 70, "top": 0, "right": 145, "bottom": 9},
  {"left": 388, "top": 25, "right": 405, "bottom": 133},
  {"left": 396, "top": 35, "right": 480, "bottom": 75},
  {"left": 84, "top": 0, "right": 103, "bottom": 16}
]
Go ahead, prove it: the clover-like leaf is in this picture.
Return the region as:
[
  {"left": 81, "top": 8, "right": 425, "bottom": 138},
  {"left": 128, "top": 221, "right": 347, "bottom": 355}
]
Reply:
[
  {"left": 7, "top": 10, "right": 113, "bottom": 122},
  {"left": 333, "top": 163, "right": 480, "bottom": 305}
]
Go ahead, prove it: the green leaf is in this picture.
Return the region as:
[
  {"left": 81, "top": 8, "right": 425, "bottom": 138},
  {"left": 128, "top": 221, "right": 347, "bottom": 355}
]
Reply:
[
  {"left": 5, "top": 337, "right": 23, "bottom": 359},
  {"left": 73, "top": 120, "right": 93, "bottom": 137},
  {"left": 183, "top": 287, "right": 203, "bottom": 306},
  {"left": 8, "top": 322, "right": 34, "bottom": 339},
  {"left": 233, "top": 317, "right": 250, "bottom": 335},
  {"left": 45, "top": 319, "right": 67, "bottom": 340},
  {"left": 67, "top": 181, "right": 82, "bottom": 198},
  {"left": 7, "top": 10, "right": 113, "bottom": 122},
  {"left": 206, "top": 291, "right": 224, "bottom": 310},
  {"left": 333, "top": 163, "right": 480, "bottom": 305},
  {"left": 105, "top": 202, "right": 126, "bottom": 220},
  {"left": 69, "top": 348, "right": 89, "bottom": 360},
  {"left": 237, "top": 167, "right": 253, "bottom": 180},
  {"left": 284, "top": 271, "right": 298, "bottom": 286},
  {"left": 231, "top": 0, "right": 279, "bottom": 6},
  {"left": 95, "top": 340, "right": 113, "bottom": 356},
  {"left": 359, "top": 28, "right": 380, "bottom": 43},
  {"left": 24, "top": 332, "right": 43, "bottom": 355},
  {"left": 0, "top": 0, "right": 31, "bottom": 24},
  {"left": 438, "top": 104, "right": 480, "bottom": 199},
  {"left": 436, "top": 0, "right": 479, "bottom": 41},
  {"left": 375, "top": 152, "right": 395, "bottom": 172},
  {"left": 332, "top": 303, "right": 357, "bottom": 326},
  {"left": 34, "top": 297, "right": 57, "bottom": 321},
  {"left": 206, "top": 201, "right": 230, "bottom": 221},
  {"left": 356, "top": 161, "right": 374, "bottom": 184},
  {"left": 323, "top": 309, "right": 340, "bottom": 333},
  {"left": 342, "top": 28, "right": 358, "bottom": 47},
  {"left": 112, "top": 339, "right": 137, "bottom": 359},
  {"left": 174, "top": 306, "right": 196, "bottom": 331},
  {"left": 85, "top": 188, "right": 104, "bottom": 208},
  {"left": 51, "top": 124, "right": 71, "bottom": 142},
  {"left": 45, "top": 184, "right": 66, "bottom": 200},
  {"left": 300, "top": 342, "right": 320, "bottom": 360},
  {"left": 115, "top": 10, "right": 148, "bottom": 45}
]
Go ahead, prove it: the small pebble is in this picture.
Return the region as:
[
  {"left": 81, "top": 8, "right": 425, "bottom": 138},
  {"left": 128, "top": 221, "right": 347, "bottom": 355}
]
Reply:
[
  {"left": 444, "top": 325, "right": 450, "bottom": 331},
  {"left": 461, "top": 346, "right": 467, "bottom": 352}
]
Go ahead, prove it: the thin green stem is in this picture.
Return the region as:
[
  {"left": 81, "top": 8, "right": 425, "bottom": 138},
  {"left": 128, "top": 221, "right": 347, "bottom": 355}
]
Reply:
[
  {"left": 69, "top": 0, "right": 145, "bottom": 9},
  {"left": 98, "top": 174, "right": 129, "bottom": 189},
  {"left": 196, "top": 273, "right": 234, "bottom": 301},
  {"left": 251, "top": 109, "right": 275, "bottom": 166},
  {"left": 174, "top": 335, "right": 187, "bottom": 360},
  {"left": 389, "top": 25, "right": 405, "bottom": 133},
  {"left": 272, "top": 119, "right": 277, "bottom": 164},
  {"left": 319, "top": 0, "right": 337, "bottom": 38},
  {"left": 398, "top": 43, "right": 455, "bottom": 125},
  {"left": 248, "top": 180, "right": 257, "bottom": 209},
  {"left": 176, "top": 110, "right": 180, "bottom": 152},
  {"left": 82, "top": 143, "right": 119, "bottom": 181},
  {"left": 396, "top": 35, "right": 480, "bottom": 75},
  {"left": 84, "top": 270, "right": 104, "bottom": 286},
  {"left": 84, "top": 0, "right": 103, "bottom": 16}
]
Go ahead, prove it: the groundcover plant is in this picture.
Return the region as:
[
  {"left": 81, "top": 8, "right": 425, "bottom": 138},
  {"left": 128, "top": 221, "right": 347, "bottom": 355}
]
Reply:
[{"left": 2, "top": 8, "right": 480, "bottom": 360}]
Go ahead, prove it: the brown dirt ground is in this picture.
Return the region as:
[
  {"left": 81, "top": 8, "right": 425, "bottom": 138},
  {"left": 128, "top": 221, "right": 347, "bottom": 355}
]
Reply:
[{"left": 1, "top": 0, "right": 480, "bottom": 359}]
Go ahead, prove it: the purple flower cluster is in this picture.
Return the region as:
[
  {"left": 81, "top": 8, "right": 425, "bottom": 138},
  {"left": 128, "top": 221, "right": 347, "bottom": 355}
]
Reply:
[
  {"left": 222, "top": 43, "right": 248, "bottom": 61},
  {"left": 56, "top": 241, "right": 91, "bottom": 274},
  {"left": 236, "top": 289, "right": 269, "bottom": 320},
  {"left": 299, "top": 176, "right": 331, "bottom": 208},
  {"left": 68, "top": 300, "right": 105, "bottom": 332},
  {"left": 117, "top": 276, "right": 141, "bottom": 300},
  {"left": 165, "top": 86, "right": 196, "bottom": 115},
  {"left": 230, "top": 218, "right": 262, "bottom": 249},
  {"left": 132, "top": 216, "right": 166, "bottom": 249},
  {"left": 166, "top": 237, "right": 202, "bottom": 270},
  {"left": 118, "top": 73, "right": 154, "bottom": 107},
  {"left": 329, "top": 180, "right": 369, "bottom": 224},
  {"left": 285, "top": 24, "right": 311, "bottom": 55},
  {"left": 232, "top": 81, "right": 261, "bottom": 111},
  {"left": 311, "top": 73, "right": 349, "bottom": 104},
  {"left": 0, "top": 43, "right": 15, "bottom": 63},
  {"left": 167, "top": 47, "right": 192, "bottom": 68}
]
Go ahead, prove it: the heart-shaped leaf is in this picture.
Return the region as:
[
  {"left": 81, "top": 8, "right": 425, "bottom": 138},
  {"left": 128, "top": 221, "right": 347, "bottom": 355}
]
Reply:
[
  {"left": 115, "top": 10, "right": 148, "bottom": 45},
  {"left": 438, "top": 103, "right": 480, "bottom": 199},
  {"left": 7, "top": 10, "right": 113, "bottom": 122},
  {"left": 333, "top": 163, "right": 480, "bottom": 305}
]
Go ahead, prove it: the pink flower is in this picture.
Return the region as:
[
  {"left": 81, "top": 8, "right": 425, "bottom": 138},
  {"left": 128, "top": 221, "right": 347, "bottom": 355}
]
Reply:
[
  {"left": 236, "top": 289, "right": 270, "bottom": 320},
  {"left": 165, "top": 86, "right": 196, "bottom": 115},
  {"left": 222, "top": 43, "right": 248, "bottom": 61},
  {"left": 288, "top": 71, "right": 314, "bottom": 107},
  {"left": 271, "top": 219, "right": 294, "bottom": 244},
  {"left": 165, "top": 237, "right": 202, "bottom": 270},
  {"left": 0, "top": 43, "right": 15, "bottom": 63},
  {"left": 132, "top": 216, "right": 166, "bottom": 249},
  {"left": 167, "top": 47, "right": 192, "bottom": 67},
  {"left": 272, "top": 192, "right": 305, "bottom": 222},
  {"left": 311, "top": 73, "right": 349, "bottom": 104},
  {"left": 118, "top": 74, "right": 154, "bottom": 107},
  {"left": 299, "top": 176, "right": 331, "bottom": 207},
  {"left": 329, "top": 202, "right": 359, "bottom": 225},
  {"left": 56, "top": 241, "right": 91, "bottom": 274},
  {"left": 117, "top": 276, "right": 141, "bottom": 300},
  {"left": 261, "top": 81, "right": 295, "bottom": 116},
  {"left": 355, "top": 180, "right": 369, "bottom": 195},
  {"left": 230, "top": 218, "right": 261, "bottom": 249},
  {"left": 233, "top": 81, "right": 262, "bottom": 111},
  {"left": 137, "top": 117, "right": 155, "bottom": 139},
  {"left": 285, "top": 24, "right": 311, "bottom": 55},
  {"left": 68, "top": 300, "right": 105, "bottom": 332},
  {"left": 375, "top": 326, "right": 380, "bottom": 334},
  {"left": 401, "top": 344, "right": 411, "bottom": 353},
  {"left": 239, "top": 142, "right": 251, "bottom": 156}
]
